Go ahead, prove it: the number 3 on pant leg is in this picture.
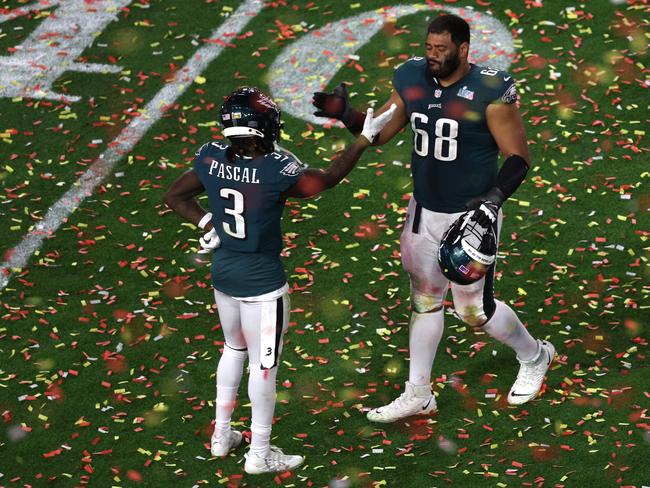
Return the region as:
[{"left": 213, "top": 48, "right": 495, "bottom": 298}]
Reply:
[{"left": 259, "top": 298, "right": 283, "bottom": 370}]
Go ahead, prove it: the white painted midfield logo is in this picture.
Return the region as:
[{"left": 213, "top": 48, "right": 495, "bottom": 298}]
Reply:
[
  {"left": 0, "top": 0, "right": 132, "bottom": 102},
  {"left": 268, "top": 4, "right": 515, "bottom": 125},
  {"left": 0, "top": 0, "right": 265, "bottom": 290}
]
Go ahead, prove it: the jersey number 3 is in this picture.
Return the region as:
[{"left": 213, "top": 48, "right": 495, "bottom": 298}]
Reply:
[
  {"left": 220, "top": 188, "right": 246, "bottom": 239},
  {"left": 411, "top": 113, "right": 458, "bottom": 161}
]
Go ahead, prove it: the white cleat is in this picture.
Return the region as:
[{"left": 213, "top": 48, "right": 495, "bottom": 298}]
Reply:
[
  {"left": 366, "top": 381, "right": 437, "bottom": 423},
  {"left": 508, "top": 339, "right": 555, "bottom": 405},
  {"left": 210, "top": 429, "right": 243, "bottom": 457},
  {"left": 244, "top": 445, "right": 304, "bottom": 474}
]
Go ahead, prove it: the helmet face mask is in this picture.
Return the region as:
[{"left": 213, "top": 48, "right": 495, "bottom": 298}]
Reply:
[
  {"left": 219, "top": 87, "right": 281, "bottom": 151},
  {"left": 438, "top": 211, "right": 497, "bottom": 285}
]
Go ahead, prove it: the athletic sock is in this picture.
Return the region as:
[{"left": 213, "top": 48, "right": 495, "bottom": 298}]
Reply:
[
  {"left": 248, "top": 363, "right": 279, "bottom": 455},
  {"left": 214, "top": 346, "right": 247, "bottom": 438},
  {"left": 408, "top": 309, "right": 444, "bottom": 387},
  {"left": 483, "top": 300, "right": 538, "bottom": 361}
]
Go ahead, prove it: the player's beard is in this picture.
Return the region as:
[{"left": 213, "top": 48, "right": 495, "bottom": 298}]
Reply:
[{"left": 427, "top": 48, "right": 461, "bottom": 80}]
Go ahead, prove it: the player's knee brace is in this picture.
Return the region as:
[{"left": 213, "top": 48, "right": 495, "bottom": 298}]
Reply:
[{"left": 412, "top": 293, "right": 443, "bottom": 314}]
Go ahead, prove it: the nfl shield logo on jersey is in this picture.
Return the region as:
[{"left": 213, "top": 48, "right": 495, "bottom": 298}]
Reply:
[{"left": 434, "top": 89, "right": 442, "bottom": 98}]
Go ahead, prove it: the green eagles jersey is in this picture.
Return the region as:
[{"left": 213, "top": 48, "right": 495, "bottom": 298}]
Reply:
[
  {"left": 193, "top": 142, "right": 303, "bottom": 298},
  {"left": 393, "top": 58, "right": 517, "bottom": 213}
]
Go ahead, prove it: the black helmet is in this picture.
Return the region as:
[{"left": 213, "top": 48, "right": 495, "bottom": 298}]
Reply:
[
  {"left": 437, "top": 211, "right": 497, "bottom": 285},
  {"left": 219, "top": 87, "right": 281, "bottom": 148}
]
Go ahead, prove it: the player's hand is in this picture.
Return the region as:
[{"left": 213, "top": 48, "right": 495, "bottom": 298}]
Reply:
[
  {"left": 198, "top": 228, "right": 221, "bottom": 254},
  {"left": 360, "top": 104, "right": 397, "bottom": 144},
  {"left": 312, "top": 83, "right": 352, "bottom": 121},
  {"left": 465, "top": 198, "right": 499, "bottom": 228}
]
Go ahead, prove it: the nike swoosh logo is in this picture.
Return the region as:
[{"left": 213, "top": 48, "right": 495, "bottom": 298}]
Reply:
[
  {"left": 504, "top": 76, "right": 511, "bottom": 81},
  {"left": 422, "top": 398, "right": 432, "bottom": 410},
  {"left": 510, "top": 391, "right": 529, "bottom": 397},
  {"left": 546, "top": 350, "right": 551, "bottom": 366}
]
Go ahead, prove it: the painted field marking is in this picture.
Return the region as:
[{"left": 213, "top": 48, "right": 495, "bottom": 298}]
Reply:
[
  {"left": 0, "top": 0, "right": 264, "bottom": 291},
  {"left": 0, "top": 0, "right": 132, "bottom": 102},
  {"left": 269, "top": 4, "right": 514, "bottom": 125}
]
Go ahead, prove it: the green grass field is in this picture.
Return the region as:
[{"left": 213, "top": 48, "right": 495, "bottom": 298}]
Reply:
[{"left": 0, "top": 0, "right": 647, "bottom": 486}]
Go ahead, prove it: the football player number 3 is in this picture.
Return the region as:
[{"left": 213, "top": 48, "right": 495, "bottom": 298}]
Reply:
[
  {"left": 219, "top": 188, "right": 246, "bottom": 239},
  {"left": 411, "top": 113, "right": 458, "bottom": 161}
]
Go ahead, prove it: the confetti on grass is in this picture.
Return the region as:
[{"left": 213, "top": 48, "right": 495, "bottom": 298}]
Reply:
[{"left": 0, "top": 0, "right": 647, "bottom": 487}]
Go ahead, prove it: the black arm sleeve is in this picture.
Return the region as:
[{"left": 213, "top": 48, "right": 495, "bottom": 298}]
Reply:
[
  {"left": 494, "top": 154, "right": 529, "bottom": 200},
  {"left": 342, "top": 108, "right": 366, "bottom": 136}
]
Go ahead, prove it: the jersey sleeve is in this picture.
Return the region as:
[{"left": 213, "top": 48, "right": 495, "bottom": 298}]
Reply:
[
  {"left": 392, "top": 62, "right": 406, "bottom": 95},
  {"left": 392, "top": 57, "right": 424, "bottom": 99},
  {"left": 193, "top": 141, "right": 227, "bottom": 175},
  {"left": 274, "top": 154, "right": 305, "bottom": 192},
  {"left": 192, "top": 142, "right": 210, "bottom": 171},
  {"left": 475, "top": 67, "right": 518, "bottom": 105},
  {"left": 192, "top": 142, "right": 211, "bottom": 183},
  {"left": 492, "top": 72, "right": 518, "bottom": 105}
]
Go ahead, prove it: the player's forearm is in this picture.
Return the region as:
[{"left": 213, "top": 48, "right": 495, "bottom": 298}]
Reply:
[
  {"left": 322, "top": 137, "right": 371, "bottom": 188},
  {"left": 342, "top": 108, "right": 366, "bottom": 136},
  {"left": 493, "top": 154, "right": 529, "bottom": 202},
  {"left": 164, "top": 194, "right": 211, "bottom": 229}
]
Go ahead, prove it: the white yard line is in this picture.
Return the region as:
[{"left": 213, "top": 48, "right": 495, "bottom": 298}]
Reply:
[{"left": 0, "top": 0, "right": 264, "bottom": 291}]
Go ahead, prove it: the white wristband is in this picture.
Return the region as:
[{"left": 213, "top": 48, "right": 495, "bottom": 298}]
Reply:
[{"left": 198, "top": 212, "right": 212, "bottom": 230}]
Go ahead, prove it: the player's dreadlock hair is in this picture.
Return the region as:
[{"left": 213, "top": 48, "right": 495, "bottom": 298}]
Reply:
[
  {"left": 427, "top": 14, "right": 470, "bottom": 47},
  {"left": 229, "top": 136, "right": 270, "bottom": 159}
]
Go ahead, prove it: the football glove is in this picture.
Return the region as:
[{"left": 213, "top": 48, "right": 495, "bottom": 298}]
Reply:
[
  {"left": 197, "top": 228, "right": 221, "bottom": 254},
  {"left": 469, "top": 200, "right": 499, "bottom": 228},
  {"left": 465, "top": 191, "right": 503, "bottom": 228},
  {"left": 360, "top": 104, "right": 397, "bottom": 143},
  {"left": 312, "top": 83, "right": 354, "bottom": 123}
]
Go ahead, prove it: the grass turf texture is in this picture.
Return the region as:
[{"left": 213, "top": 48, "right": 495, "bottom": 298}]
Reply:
[{"left": 0, "top": 0, "right": 647, "bottom": 486}]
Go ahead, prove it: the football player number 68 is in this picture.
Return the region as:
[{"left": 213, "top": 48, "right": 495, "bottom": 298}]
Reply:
[{"left": 411, "top": 113, "right": 458, "bottom": 161}]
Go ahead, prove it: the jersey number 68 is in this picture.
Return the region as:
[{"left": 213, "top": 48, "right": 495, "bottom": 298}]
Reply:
[{"left": 410, "top": 113, "right": 458, "bottom": 162}]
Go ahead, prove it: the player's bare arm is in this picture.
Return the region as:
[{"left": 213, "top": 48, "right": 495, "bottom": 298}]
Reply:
[
  {"left": 486, "top": 102, "right": 531, "bottom": 164},
  {"left": 371, "top": 90, "right": 408, "bottom": 146},
  {"left": 164, "top": 170, "right": 213, "bottom": 230},
  {"left": 286, "top": 104, "right": 397, "bottom": 198},
  {"left": 466, "top": 101, "right": 532, "bottom": 228}
]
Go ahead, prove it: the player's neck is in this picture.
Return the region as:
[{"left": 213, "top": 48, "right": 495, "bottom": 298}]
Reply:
[
  {"left": 228, "top": 144, "right": 264, "bottom": 160},
  {"left": 438, "top": 61, "right": 471, "bottom": 87}
]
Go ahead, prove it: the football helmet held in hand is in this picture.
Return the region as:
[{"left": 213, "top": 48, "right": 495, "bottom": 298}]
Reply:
[{"left": 438, "top": 212, "right": 497, "bottom": 285}]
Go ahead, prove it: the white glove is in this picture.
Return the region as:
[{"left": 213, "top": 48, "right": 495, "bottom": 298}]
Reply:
[
  {"left": 197, "top": 228, "right": 221, "bottom": 254},
  {"left": 360, "top": 103, "right": 397, "bottom": 143}
]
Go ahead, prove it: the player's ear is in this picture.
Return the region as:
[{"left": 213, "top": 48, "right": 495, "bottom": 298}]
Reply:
[{"left": 459, "top": 41, "right": 469, "bottom": 59}]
